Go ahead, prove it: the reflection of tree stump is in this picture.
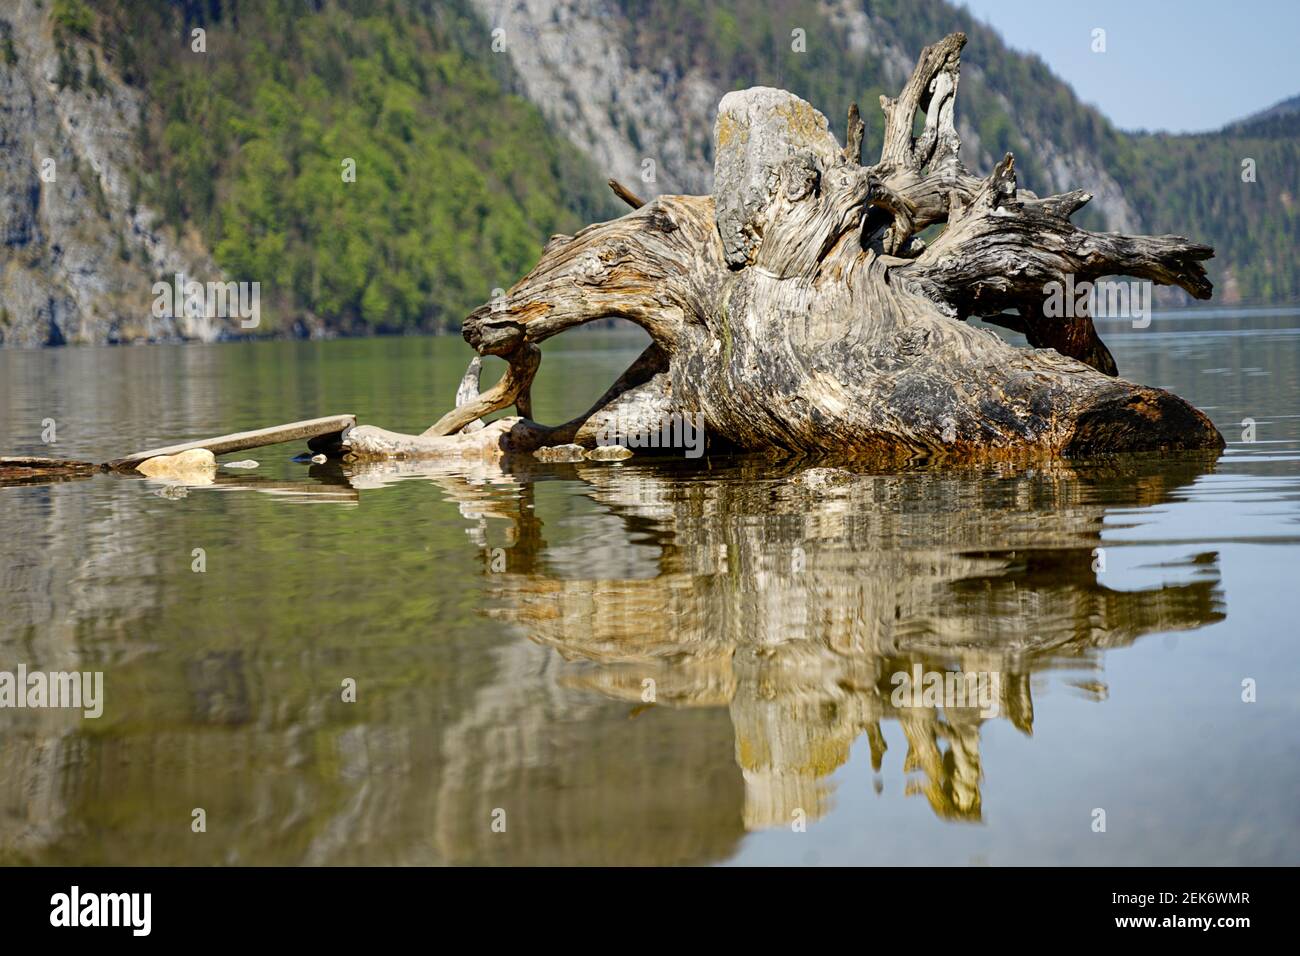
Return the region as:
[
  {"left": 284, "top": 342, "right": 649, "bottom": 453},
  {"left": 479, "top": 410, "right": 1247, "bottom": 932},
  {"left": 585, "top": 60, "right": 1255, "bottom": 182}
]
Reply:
[
  {"left": 475, "top": 454, "right": 1225, "bottom": 828},
  {"left": 348, "top": 33, "right": 1222, "bottom": 464}
]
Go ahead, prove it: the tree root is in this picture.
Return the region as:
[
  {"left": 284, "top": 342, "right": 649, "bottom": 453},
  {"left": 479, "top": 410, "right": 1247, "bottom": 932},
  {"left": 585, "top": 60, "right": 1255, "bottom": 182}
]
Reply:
[{"left": 356, "top": 32, "right": 1222, "bottom": 464}]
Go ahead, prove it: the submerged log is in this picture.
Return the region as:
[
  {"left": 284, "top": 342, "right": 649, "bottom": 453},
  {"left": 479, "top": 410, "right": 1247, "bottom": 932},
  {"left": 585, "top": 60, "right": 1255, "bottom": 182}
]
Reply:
[
  {"left": 0, "top": 456, "right": 98, "bottom": 485},
  {"left": 347, "top": 33, "right": 1222, "bottom": 463}
]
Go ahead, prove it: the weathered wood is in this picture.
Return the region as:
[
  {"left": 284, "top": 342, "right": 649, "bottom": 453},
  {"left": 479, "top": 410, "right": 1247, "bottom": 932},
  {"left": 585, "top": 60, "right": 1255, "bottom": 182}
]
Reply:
[
  {"left": 608, "top": 178, "right": 647, "bottom": 209},
  {"left": 399, "top": 32, "right": 1221, "bottom": 463},
  {"left": 456, "top": 356, "right": 486, "bottom": 432},
  {"left": 105, "top": 415, "right": 356, "bottom": 470},
  {"left": 0, "top": 456, "right": 98, "bottom": 485},
  {"left": 420, "top": 345, "right": 539, "bottom": 437},
  {"left": 348, "top": 418, "right": 547, "bottom": 463},
  {"left": 842, "top": 102, "right": 864, "bottom": 165},
  {"left": 343, "top": 346, "right": 678, "bottom": 462}
]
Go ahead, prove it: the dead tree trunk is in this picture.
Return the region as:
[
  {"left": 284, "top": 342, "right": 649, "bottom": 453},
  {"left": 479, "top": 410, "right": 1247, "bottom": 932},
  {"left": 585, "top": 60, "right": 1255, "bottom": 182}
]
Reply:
[{"left": 345, "top": 33, "right": 1222, "bottom": 463}]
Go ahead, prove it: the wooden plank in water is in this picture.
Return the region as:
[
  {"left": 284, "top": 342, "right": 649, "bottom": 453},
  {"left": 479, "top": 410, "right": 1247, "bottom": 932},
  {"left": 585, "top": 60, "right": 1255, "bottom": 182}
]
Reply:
[{"left": 105, "top": 415, "right": 356, "bottom": 471}]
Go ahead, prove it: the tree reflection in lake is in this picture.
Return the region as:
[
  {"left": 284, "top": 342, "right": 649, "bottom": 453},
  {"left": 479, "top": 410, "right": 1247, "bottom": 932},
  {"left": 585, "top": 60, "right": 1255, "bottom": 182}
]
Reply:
[{"left": 348, "top": 451, "right": 1224, "bottom": 837}]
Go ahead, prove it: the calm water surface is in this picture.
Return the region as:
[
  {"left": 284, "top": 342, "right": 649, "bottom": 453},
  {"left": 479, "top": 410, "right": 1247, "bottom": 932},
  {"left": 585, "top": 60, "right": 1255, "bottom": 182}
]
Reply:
[{"left": 1, "top": 311, "right": 1298, "bottom": 865}]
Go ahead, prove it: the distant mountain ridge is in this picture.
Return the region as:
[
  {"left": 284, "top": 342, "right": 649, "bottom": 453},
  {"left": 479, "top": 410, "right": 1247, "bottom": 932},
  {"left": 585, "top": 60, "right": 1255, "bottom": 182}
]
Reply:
[
  {"left": 1, "top": 0, "right": 1295, "bottom": 346},
  {"left": 1223, "top": 93, "right": 1300, "bottom": 137}
]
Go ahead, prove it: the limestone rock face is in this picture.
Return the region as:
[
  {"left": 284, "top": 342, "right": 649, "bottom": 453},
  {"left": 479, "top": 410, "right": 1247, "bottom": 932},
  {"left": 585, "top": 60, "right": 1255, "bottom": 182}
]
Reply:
[
  {"left": 465, "top": 0, "right": 722, "bottom": 197},
  {"left": 0, "top": 0, "right": 225, "bottom": 346}
]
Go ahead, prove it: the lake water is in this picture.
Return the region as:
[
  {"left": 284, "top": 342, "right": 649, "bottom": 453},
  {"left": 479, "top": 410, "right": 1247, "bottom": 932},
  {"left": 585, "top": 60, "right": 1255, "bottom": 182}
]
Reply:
[{"left": 1, "top": 311, "right": 1298, "bottom": 865}]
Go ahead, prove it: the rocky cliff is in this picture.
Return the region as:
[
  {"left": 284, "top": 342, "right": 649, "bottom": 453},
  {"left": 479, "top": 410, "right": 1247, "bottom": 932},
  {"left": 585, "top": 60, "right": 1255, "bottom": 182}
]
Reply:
[
  {"left": 476, "top": 0, "right": 1141, "bottom": 231},
  {"left": 0, "top": 0, "right": 225, "bottom": 347}
]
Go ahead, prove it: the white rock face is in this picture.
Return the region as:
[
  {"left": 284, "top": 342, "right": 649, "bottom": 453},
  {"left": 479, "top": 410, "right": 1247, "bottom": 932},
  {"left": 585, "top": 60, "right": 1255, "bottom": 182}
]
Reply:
[
  {"left": 0, "top": 0, "right": 228, "bottom": 346},
  {"left": 478, "top": 0, "right": 1142, "bottom": 233},
  {"left": 470, "top": 0, "right": 721, "bottom": 195}
]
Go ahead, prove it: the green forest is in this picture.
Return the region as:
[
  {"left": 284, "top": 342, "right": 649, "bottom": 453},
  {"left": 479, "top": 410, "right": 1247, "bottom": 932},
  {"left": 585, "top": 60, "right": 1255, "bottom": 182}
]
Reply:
[{"left": 87, "top": 0, "right": 614, "bottom": 334}]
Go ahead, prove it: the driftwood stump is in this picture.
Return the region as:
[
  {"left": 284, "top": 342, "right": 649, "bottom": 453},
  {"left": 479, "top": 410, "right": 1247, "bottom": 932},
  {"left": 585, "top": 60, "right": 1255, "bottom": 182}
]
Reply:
[{"left": 345, "top": 33, "right": 1222, "bottom": 464}]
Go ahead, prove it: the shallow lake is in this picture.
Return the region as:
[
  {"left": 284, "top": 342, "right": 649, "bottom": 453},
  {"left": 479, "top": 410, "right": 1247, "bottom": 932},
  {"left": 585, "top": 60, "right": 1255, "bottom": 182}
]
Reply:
[{"left": 1, "top": 310, "right": 1298, "bottom": 865}]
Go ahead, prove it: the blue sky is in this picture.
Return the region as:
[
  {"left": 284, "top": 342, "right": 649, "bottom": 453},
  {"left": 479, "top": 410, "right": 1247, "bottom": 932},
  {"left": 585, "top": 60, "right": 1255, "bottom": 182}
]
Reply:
[{"left": 958, "top": 0, "right": 1300, "bottom": 132}]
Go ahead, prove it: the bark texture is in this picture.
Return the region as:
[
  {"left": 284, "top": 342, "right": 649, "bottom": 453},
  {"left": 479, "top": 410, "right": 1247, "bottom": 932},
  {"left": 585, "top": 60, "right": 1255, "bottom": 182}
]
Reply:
[{"left": 345, "top": 33, "right": 1222, "bottom": 464}]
